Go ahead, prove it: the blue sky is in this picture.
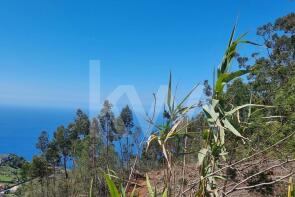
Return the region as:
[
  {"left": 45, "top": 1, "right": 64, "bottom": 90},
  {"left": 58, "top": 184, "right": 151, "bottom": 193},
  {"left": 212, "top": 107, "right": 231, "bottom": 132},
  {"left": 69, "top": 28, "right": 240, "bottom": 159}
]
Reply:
[{"left": 0, "top": 0, "right": 294, "bottom": 110}]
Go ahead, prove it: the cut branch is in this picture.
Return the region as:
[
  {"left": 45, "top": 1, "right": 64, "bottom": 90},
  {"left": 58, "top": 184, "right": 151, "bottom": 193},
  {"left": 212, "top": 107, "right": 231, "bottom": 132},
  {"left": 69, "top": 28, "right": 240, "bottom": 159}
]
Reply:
[{"left": 225, "top": 159, "right": 295, "bottom": 195}]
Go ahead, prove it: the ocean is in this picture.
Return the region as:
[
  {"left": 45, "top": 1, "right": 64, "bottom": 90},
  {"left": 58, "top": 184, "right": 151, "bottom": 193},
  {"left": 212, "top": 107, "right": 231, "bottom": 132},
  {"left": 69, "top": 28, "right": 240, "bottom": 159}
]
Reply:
[
  {"left": 0, "top": 105, "right": 165, "bottom": 161},
  {"left": 0, "top": 105, "right": 77, "bottom": 160}
]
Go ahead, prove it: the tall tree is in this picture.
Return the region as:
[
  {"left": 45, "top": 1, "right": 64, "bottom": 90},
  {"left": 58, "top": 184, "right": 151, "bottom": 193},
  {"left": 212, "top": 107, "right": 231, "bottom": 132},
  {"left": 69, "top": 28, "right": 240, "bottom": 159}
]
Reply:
[
  {"left": 74, "top": 109, "right": 90, "bottom": 137},
  {"left": 45, "top": 140, "right": 61, "bottom": 194},
  {"left": 119, "top": 105, "right": 134, "bottom": 170},
  {"left": 98, "top": 100, "right": 117, "bottom": 166},
  {"left": 68, "top": 109, "right": 90, "bottom": 165},
  {"left": 243, "top": 13, "right": 295, "bottom": 155},
  {"left": 30, "top": 156, "right": 50, "bottom": 196},
  {"left": 36, "top": 131, "right": 49, "bottom": 155},
  {"left": 89, "top": 118, "right": 99, "bottom": 176},
  {"left": 54, "top": 125, "right": 71, "bottom": 179}
]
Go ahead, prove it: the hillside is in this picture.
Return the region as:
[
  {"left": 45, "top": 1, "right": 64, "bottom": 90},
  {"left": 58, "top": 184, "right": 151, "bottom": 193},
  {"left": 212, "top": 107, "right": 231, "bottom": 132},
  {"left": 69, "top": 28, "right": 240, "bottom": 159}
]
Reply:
[{"left": 0, "top": 154, "right": 25, "bottom": 192}]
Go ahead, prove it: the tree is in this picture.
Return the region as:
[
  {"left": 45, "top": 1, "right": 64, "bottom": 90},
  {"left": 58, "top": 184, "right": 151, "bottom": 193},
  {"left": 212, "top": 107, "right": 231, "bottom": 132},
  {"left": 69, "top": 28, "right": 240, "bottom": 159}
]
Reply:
[
  {"left": 36, "top": 131, "right": 49, "bottom": 155},
  {"left": 30, "top": 156, "right": 49, "bottom": 178},
  {"left": 68, "top": 109, "right": 90, "bottom": 167},
  {"left": 119, "top": 105, "right": 134, "bottom": 170},
  {"left": 30, "top": 156, "right": 50, "bottom": 196},
  {"left": 45, "top": 140, "right": 60, "bottom": 188},
  {"left": 20, "top": 161, "right": 31, "bottom": 181},
  {"left": 89, "top": 118, "right": 99, "bottom": 182},
  {"left": 54, "top": 125, "right": 71, "bottom": 179},
  {"left": 98, "top": 100, "right": 117, "bottom": 166},
  {"left": 74, "top": 109, "right": 90, "bottom": 137},
  {"left": 240, "top": 13, "right": 295, "bottom": 157}
]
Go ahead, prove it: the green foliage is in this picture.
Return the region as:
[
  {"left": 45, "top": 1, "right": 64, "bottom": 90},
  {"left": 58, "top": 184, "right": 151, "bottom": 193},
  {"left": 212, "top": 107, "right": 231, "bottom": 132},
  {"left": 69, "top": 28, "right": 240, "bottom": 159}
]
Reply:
[
  {"left": 196, "top": 24, "right": 267, "bottom": 196},
  {"left": 105, "top": 174, "right": 120, "bottom": 197},
  {"left": 15, "top": 12, "right": 295, "bottom": 197},
  {"left": 99, "top": 100, "right": 117, "bottom": 143},
  {"left": 29, "top": 156, "right": 50, "bottom": 178},
  {"left": 36, "top": 131, "right": 49, "bottom": 154},
  {"left": 104, "top": 173, "right": 136, "bottom": 197},
  {"left": 0, "top": 166, "right": 21, "bottom": 183},
  {"left": 147, "top": 72, "right": 198, "bottom": 170}
]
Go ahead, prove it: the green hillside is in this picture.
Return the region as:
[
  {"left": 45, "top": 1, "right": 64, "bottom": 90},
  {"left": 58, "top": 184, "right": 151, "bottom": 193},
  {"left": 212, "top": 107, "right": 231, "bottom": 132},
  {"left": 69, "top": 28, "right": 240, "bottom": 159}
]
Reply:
[{"left": 0, "top": 166, "right": 21, "bottom": 184}]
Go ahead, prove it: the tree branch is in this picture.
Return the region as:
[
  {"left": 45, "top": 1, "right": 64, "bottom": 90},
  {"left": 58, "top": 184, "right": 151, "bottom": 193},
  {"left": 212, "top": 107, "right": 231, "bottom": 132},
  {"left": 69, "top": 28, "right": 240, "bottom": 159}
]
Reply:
[
  {"left": 225, "top": 159, "right": 295, "bottom": 195},
  {"left": 225, "top": 172, "right": 294, "bottom": 195}
]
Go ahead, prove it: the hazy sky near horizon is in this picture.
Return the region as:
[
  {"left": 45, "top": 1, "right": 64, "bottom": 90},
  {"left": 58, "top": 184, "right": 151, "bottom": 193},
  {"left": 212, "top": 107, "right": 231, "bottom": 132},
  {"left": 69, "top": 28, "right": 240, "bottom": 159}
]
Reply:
[{"left": 0, "top": 0, "right": 294, "bottom": 110}]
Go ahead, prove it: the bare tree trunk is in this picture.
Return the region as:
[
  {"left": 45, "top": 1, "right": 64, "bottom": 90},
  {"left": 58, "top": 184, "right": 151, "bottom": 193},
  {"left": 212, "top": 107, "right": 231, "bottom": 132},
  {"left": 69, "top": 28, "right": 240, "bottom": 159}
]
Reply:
[
  {"left": 53, "top": 163, "right": 56, "bottom": 197},
  {"left": 72, "top": 144, "right": 76, "bottom": 168},
  {"left": 91, "top": 130, "right": 97, "bottom": 196},
  {"left": 126, "top": 136, "right": 129, "bottom": 170},
  {"left": 106, "top": 123, "right": 109, "bottom": 168},
  {"left": 119, "top": 140, "right": 124, "bottom": 175},
  {"left": 41, "top": 179, "right": 44, "bottom": 196},
  {"left": 46, "top": 176, "right": 49, "bottom": 197}
]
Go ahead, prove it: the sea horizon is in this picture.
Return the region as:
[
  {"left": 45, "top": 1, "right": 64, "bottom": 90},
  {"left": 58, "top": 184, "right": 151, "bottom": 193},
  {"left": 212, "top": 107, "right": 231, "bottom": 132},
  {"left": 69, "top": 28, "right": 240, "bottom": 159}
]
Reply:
[{"left": 0, "top": 105, "right": 78, "bottom": 160}]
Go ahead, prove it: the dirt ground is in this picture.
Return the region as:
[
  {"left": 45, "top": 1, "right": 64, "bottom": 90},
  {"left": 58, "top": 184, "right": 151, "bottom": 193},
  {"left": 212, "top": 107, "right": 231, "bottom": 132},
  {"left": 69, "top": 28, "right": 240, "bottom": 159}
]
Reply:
[{"left": 129, "top": 160, "right": 292, "bottom": 196}]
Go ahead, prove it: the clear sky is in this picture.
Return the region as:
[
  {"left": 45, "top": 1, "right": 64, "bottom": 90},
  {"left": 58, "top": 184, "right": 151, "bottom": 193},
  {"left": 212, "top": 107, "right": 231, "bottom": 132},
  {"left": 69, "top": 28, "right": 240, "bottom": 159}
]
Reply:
[{"left": 0, "top": 0, "right": 294, "bottom": 110}]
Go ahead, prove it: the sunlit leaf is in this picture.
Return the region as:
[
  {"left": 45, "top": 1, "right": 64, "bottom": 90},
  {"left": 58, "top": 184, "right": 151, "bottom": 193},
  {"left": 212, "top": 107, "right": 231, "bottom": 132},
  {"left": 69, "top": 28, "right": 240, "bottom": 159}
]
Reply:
[
  {"left": 177, "top": 83, "right": 199, "bottom": 109},
  {"left": 146, "top": 134, "right": 158, "bottom": 150},
  {"left": 223, "top": 119, "right": 246, "bottom": 139},
  {"left": 165, "top": 119, "right": 182, "bottom": 142},
  {"left": 223, "top": 69, "right": 250, "bottom": 83},
  {"left": 198, "top": 148, "right": 208, "bottom": 165},
  {"left": 104, "top": 174, "right": 120, "bottom": 197},
  {"left": 225, "top": 104, "right": 268, "bottom": 116}
]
